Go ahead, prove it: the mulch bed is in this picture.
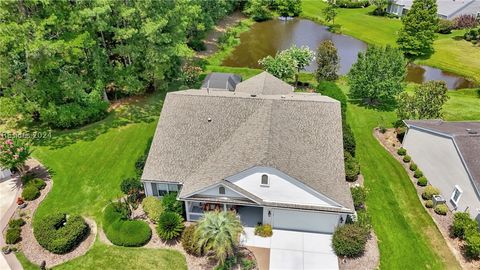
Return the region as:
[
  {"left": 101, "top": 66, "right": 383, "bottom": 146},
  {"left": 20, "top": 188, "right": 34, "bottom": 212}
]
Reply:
[{"left": 374, "top": 128, "right": 480, "bottom": 269}]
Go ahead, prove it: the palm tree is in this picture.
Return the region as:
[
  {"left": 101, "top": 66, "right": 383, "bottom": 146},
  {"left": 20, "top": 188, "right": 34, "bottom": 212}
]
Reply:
[{"left": 195, "top": 211, "right": 244, "bottom": 265}]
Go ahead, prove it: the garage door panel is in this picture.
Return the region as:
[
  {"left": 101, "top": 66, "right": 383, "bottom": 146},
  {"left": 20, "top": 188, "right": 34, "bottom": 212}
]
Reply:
[{"left": 272, "top": 209, "right": 339, "bottom": 233}]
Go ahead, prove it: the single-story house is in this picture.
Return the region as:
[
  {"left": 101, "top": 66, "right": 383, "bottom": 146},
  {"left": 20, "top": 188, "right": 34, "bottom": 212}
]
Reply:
[
  {"left": 201, "top": 72, "right": 242, "bottom": 92},
  {"left": 141, "top": 72, "right": 354, "bottom": 233},
  {"left": 0, "top": 167, "right": 12, "bottom": 180},
  {"left": 234, "top": 71, "right": 294, "bottom": 95},
  {"left": 403, "top": 120, "right": 480, "bottom": 220},
  {"left": 387, "top": 0, "right": 480, "bottom": 19}
]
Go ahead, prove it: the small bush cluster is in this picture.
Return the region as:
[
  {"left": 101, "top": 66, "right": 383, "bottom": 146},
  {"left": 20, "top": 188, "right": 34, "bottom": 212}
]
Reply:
[
  {"left": 434, "top": 204, "right": 448, "bottom": 215},
  {"left": 402, "top": 155, "right": 411, "bottom": 163},
  {"left": 409, "top": 163, "right": 417, "bottom": 171},
  {"left": 182, "top": 224, "right": 201, "bottom": 256},
  {"left": 335, "top": 0, "right": 369, "bottom": 8},
  {"left": 466, "top": 232, "right": 480, "bottom": 259},
  {"left": 162, "top": 192, "right": 184, "bottom": 215},
  {"left": 21, "top": 177, "right": 46, "bottom": 201},
  {"left": 22, "top": 185, "right": 40, "bottom": 201},
  {"left": 157, "top": 211, "right": 185, "bottom": 240},
  {"left": 33, "top": 213, "right": 89, "bottom": 254},
  {"left": 351, "top": 186, "right": 366, "bottom": 210},
  {"left": 254, "top": 224, "right": 273, "bottom": 237},
  {"left": 103, "top": 203, "right": 151, "bottom": 247},
  {"left": 397, "top": 147, "right": 407, "bottom": 156},
  {"left": 464, "top": 28, "right": 480, "bottom": 45},
  {"left": 332, "top": 223, "right": 369, "bottom": 257},
  {"left": 413, "top": 169, "right": 423, "bottom": 178},
  {"left": 9, "top": 218, "right": 25, "bottom": 228},
  {"left": 417, "top": 176, "right": 428, "bottom": 187},
  {"left": 142, "top": 196, "right": 163, "bottom": 223},
  {"left": 41, "top": 99, "right": 109, "bottom": 129},
  {"left": 452, "top": 212, "right": 477, "bottom": 239},
  {"left": 345, "top": 152, "right": 360, "bottom": 182},
  {"left": 5, "top": 227, "right": 21, "bottom": 244},
  {"left": 424, "top": 200, "right": 433, "bottom": 208},
  {"left": 454, "top": 14, "right": 479, "bottom": 29},
  {"left": 437, "top": 19, "right": 454, "bottom": 34},
  {"left": 422, "top": 186, "right": 440, "bottom": 200}
]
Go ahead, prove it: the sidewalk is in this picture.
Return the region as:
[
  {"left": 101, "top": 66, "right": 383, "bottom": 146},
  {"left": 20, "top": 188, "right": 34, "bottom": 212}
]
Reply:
[{"left": 0, "top": 176, "right": 21, "bottom": 270}]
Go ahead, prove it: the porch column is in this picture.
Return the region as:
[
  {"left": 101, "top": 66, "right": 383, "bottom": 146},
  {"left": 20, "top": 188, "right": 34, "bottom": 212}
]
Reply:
[
  {"left": 223, "top": 204, "right": 227, "bottom": 212},
  {"left": 185, "top": 201, "right": 191, "bottom": 221}
]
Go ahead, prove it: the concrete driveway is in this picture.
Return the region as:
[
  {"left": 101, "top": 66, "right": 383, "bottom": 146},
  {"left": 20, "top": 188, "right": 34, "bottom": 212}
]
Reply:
[
  {"left": 241, "top": 228, "right": 339, "bottom": 270},
  {"left": 0, "top": 176, "right": 19, "bottom": 270}
]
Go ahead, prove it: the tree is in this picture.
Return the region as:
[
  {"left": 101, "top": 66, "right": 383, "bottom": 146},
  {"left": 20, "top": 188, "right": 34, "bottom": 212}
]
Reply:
[
  {"left": 282, "top": 45, "right": 314, "bottom": 85},
  {"left": 397, "top": 0, "right": 438, "bottom": 58},
  {"left": 371, "top": 0, "right": 389, "bottom": 16},
  {"left": 244, "top": 0, "right": 273, "bottom": 21},
  {"left": 195, "top": 211, "right": 243, "bottom": 266},
  {"left": 396, "top": 80, "right": 449, "bottom": 120},
  {"left": 348, "top": 45, "right": 406, "bottom": 105},
  {"left": 259, "top": 53, "right": 298, "bottom": 81},
  {"left": 276, "top": 0, "right": 302, "bottom": 17},
  {"left": 316, "top": 40, "right": 339, "bottom": 82},
  {"left": 0, "top": 137, "right": 31, "bottom": 176},
  {"left": 323, "top": 3, "right": 337, "bottom": 24}
]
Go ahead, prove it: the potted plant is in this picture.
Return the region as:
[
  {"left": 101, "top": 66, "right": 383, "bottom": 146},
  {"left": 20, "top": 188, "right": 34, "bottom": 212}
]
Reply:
[
  {"left": 2, "top": 246, "right": 11, "bottom": 255},
  {"left": 17, "top": 197, "right": 27, "bottom": 208}
]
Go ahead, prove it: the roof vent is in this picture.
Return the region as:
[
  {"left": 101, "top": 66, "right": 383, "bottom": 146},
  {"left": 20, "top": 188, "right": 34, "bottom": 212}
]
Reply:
[
  {"left": 207, "top": 117, "right": 212, "bottom": 122},
  {"left": 250, "top": 94, "right": 257, "bottom": 97}
]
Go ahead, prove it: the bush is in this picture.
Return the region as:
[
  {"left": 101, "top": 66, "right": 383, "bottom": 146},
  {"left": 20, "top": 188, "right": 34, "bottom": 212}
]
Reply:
[
  {"left": 434, "top": 204, "right": 448, "bottom": 215},
  {"left": 241, "top": 258, "right": 256, "bottom": 270},
  {"left": 452, "top": 212, "right": 478, "bottom": 239},
  {"left": 157, "top": 211, "right": 185, "bottom": 240},
  {"left": 345, "top": 152, "right": 360, "bottom": 182},
  {"left": 422, "top": 186, "right": 440, "bottom": 200},
  {"left": 454, "top": 14, "right": 478, "bottom": 29},
  {"left": 162, "top": 192, "right": 183, "bottom": 215},
  {"left": 33, "top": 213, "right": 89, "bottom": 254},
  {"left": 254, "top": 224, "right": 273, "bottom": 237},
  {"left": 417, "top": 176, "right": 428, "bottom": 186},
  {"left": 464, "top": 28, "right": 480, "bottom": 43},
  {"left": 41, "top": 99, "right": 109, "bottom": 129},
  {"left": 424, "top": 200, "right": 433, "bottom": 208},
  {"left": 409, "top": 163, "right": 417, "bottom": 171},
  {"left": 142, "top": 196, "right": 163, "bottom": 223},
  {"left": 120, "top": 178, "right": 142, "bottom": 195},
  {"left": 103, "top": 203, "right": 151, "bottom": 247},
  {"left": 8, "top": 218, "right": 25, "bottom": 228},
  {"left": 437, "top": 19, "right": 454, "bottom": 34},
  {"left": 397, "top": 147, "right": 407, "bottom": 156},
  {"left": 245, "top": 0, "right": 273, "bottom": 22},
  {"left": 182, "top": 224, "right": 201, "bottom": 256},
  {"left": 30, "top": 178, "right": 46, "bottom": 190},
  {"left": 135, "top": 154, "right": 147, "bottom": 175},
  {"left": 332, "top": 224, "right": 369, "bottom": 257},
  {"left": 5, "top": 227, "right": 21, "bottom": 244},
  {"left": 402, "top": 155, "right": 411, "bottom": 163},
  {"left": 22, "top": 185, "right": 40, "bottom": 201},
  {"left": 343, "top": 123, "right": 356, "bottom": 157},
  {"left": 351, "top": 186, "right": 366, "bottom": 210},
  {"left": 466, "top": 231, "right": 480, "bottom": 259},
  {"left": 335, "top": 0, "right": 369, "bottom": 8},
  {"left": 414, "top": 169, "right": 423, "bottom": 178}
]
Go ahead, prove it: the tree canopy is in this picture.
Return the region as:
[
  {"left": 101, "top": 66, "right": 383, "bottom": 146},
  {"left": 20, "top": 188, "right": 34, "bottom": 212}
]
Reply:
[
  {"left": 348, "top": 45, "right": 406, "bottom": 105},
  {"left": 259, "top": 45, "right": 314, "bottom": 83},
  {"left": 396, "top": 80, "right": 449, "bottom": 120},
  {"left": 316, "top": 40, "right": 339, "bottom": 82}
]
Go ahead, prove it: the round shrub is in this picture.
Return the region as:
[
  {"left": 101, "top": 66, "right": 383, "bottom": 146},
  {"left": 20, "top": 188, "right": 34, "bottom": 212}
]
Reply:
[
  {"left": 103, "top": 204, "right": 152, "bottom": 247},
  {"left": 332, "top": 224, "right": 369, "bottom": 257},
  {"left": 422, "top": 186, "right": 440, "bottom": 200},
  {"left": 182, "top": 224, "right": 201, "bottom": 256},
  {"left": 452, "top": 212, "right": 478, "bottom": 239},
  {"left": 351, "top": 186, "right": 366, "bottom": 210},
  {"left": 466, "top": 231, "right": 480, "bottom": 259},
  {"left": 434, "top": 204, "right": 448, "bottom": 215},
  {"left": 402, "top": 155, "right": 411, "bottom": 163},
  {"left": 409, "top": 163, "right": 417, "bottom": 171},
  {"left": 397, "top": 147, "right": 407, "bottom": 156},
  {"left": 5, "top": 227, "right": 21, "bottom": 244},
  {"left": 8, "top": 218, "right": 26, "bottom": 228},
  {"left": 414, "top": 169, "right": 423, "bottom": 178},
  {"left": 142, "top": 196, "right": 163, "bottom": 223},
  {"left": 417, "top": 176, "right": 428, "bottom": 187},
  {"left": 254, "top": 224, "right": 273, "bottom": 237},
  {"left": 345, "top": 152, "right": 360, "bottom": 182},
  {"left": 31, "top": 178, "right": 46, "bottom": 190},
  {"left": 424, "top": 200, "right": 433, "bottom": 208},
  {"left": 22, "top": 185, "right": 40, "bottom": 201},
  {"left": 157, "top": 211, "right": 184, "bottom": 240},
  {"left": 33, "top": 213, "right": 89, "bottom": 254}
]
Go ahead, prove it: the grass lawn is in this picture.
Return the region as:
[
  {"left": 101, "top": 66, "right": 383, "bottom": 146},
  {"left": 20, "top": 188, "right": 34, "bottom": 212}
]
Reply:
[
  {"left": 444, "top": 89, "right": 480, "bottom": 120},
  {"left": 301, "top": 0, "right": 480, "bottom": 82}
]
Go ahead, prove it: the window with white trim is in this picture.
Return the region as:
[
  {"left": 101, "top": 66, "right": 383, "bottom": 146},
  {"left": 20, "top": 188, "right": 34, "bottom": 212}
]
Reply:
[
  {"left": 451, "top": 185, "right": 463, "bottom": 206},
  {"left": 261, "top": 174, "right": 269, "bottom": 186},
  {"left": 151, "top": 183, "right": 179, "bottom": 197}
]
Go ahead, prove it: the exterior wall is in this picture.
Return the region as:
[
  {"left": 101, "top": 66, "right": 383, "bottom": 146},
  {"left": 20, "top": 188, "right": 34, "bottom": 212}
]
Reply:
[
  {"left": 403, "top": 128, "right": 480, "bottom": 219},
  {"left": 197, "top": 184, "right": 246, "bottom": 199},
  {"left": 0, "top": 169, "right": 12, "bottom": 180},
  {"left": 450, "top": 1, "right": 480, "bottom": 19},
  {"left": 227, "top": 166, "right": 340, "bottom": 208},
  {"left": 387, "top": 4, "right": 404, "bottom": 16},
  {"left": 143, "top": 181, "right": 180, "bottom": 197}
]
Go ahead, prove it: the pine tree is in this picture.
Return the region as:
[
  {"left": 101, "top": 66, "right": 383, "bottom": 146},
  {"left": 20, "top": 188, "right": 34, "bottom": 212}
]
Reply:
[{"left": 316, "top": 40, "right": 339, "bottom": 82}]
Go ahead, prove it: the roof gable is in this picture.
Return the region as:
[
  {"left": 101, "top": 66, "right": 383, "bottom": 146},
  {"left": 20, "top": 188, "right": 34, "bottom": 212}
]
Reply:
[{"left": 235, "top": 71, "right": 294, "bottom": 95}]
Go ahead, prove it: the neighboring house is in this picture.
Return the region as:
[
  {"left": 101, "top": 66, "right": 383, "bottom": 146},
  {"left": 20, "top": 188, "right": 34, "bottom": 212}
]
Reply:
[
  {"left": 201, "top": 72, "right": 242, "bottom": 92},
  {"left": 403, "top": 120, "right": 480, "bottom": 220},
  {"left": 387, "top": 0, "right": 480, "bottom": 19},
  {"left": 0, "top": 168, "right": 12, "bottom": 180},
  {"left": 141, "top": 72, "right": 354, "bottom": 234}
]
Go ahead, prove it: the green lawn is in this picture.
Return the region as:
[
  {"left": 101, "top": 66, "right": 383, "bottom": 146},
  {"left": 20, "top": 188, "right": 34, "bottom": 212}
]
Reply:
[
  {"left": 301, "top": 0, "right": 480, "bottom": 82},
  {"left": 444, "top": 89, "right": 480, "bottom": 120}
]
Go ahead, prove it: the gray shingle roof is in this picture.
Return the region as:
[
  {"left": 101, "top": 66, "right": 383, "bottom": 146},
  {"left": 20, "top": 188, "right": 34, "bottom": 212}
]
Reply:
[
  {"left": 142, "top": 89, "right": 354, "bottom": 211},
  {"left": 392, "top": 0, "right": 478, "bottom": 18},
  {"left": 405, "top": 120, "right": 480, "bottom": 191},
  {"left": 235, "top": 71, "right": 294, "bottom": 95},
  {"left": 201, "top": 72, "right": 242, "bottom": 91}
]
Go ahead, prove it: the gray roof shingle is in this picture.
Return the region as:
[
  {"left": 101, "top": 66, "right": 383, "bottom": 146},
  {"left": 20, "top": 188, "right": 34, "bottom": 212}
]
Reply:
[{"left": 235, "top": 71, "right": 294, "bottom": 95}]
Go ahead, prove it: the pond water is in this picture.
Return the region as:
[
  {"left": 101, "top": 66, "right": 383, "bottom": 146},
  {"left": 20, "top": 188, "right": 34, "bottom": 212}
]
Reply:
[{"left": 222, "top": 18, "right": 475, "bottom": 89}]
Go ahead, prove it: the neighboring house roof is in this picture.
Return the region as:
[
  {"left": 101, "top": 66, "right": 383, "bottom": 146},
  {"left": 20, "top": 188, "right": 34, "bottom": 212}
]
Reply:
[
  {"left": 142, "top": 87, "right": 354, "bottom": 211},
  {"left": 390, "top": 0, "right": 479, "bottom": 18},
  {"left": 235, "top": 71, "right": 294, "bottom": 95},
  {"left": 201, "top": 72, "right": 242, "bottom": 91},
  {"left": 404, "top": 120, "right": 480, "bottom": 192}
]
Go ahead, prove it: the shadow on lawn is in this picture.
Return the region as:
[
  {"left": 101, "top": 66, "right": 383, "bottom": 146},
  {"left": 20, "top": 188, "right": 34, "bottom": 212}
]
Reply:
[{"left": 32, "top": 90, "right": 166, "bottom": 150}]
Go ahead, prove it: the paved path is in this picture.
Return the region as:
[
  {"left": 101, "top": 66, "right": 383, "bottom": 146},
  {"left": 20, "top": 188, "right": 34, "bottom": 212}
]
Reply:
[{"left": 0, "top": 176, "right": 20, "bottom": 270}]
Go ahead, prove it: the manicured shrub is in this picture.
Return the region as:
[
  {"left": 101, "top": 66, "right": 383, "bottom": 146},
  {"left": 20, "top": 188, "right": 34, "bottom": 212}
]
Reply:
[
  {"left": 335, "top": 0, "right": 369, "bottom": 8},
  {"left": 120, "top": 178, "right": 142, "bottom": 195},
  {"left": 424, "top": 200, "right": 433, "bottom": 208},
  {"left": 162, "top": 192, "right": 184, "bottom": 215},
  {"left": 142, "top": 196, "right": 163, "bottom": 223},
  {"left": 409, "top": 163, "right": 417, "bottom": 171},
  {"left": 135, "top": 154, "right": 147, "bottom": 175},
  {"left": 417, "top": 176, "right": 428, "bottom": 187},
  {"left": 422, "top": 186, "right": 440, "bottom": 200},
  {"left": 351, "top": 186, "right": 366, "bottom": 210},
  {"left": 254, "top": 224, "right": 273, "bottom": 237},
  {"left": 5, "top": 227, "right": 21, "bottom": 244},
  {"left": 466, "top": 231, "right": 480, "bottom": 259},
  {"left": 397, "top": 147, "right": 407, "bottom": 156},
  {"left": 182, "top": 224, "right": 201, "bottom": 256},
  {"left": 452, "top": 212, "right": 478, "bottom": 239},
  {"left": 414, "top": 169, "right": 423, "bottom": 178},
  {"left": 434, "top": 204, "right": 448, "bottom": 215},
  {"left": 103, "top": 204, "right": 151, "bottom": 247},
  {"left": 8, "top": 218, "right": 25, "bottom": 228},
  {"left": 345, "top": 152, "right": 360, "bottom": 182},
  {"left": 402, "top": 155, "right": 411, "bottom": 163},
  {"left": 30, "top": 178, "right": 46, "bottom": 190},
  {"left": 332, "top": 224, "right": 369, "bottom": 257},
  {"left": 343, "top": 123, "right": 356, "bottom": 157},
  {"left": 157, "top": 211, "right": 185, "bottom": 240},
  {"left": 437, "top": 19, "right": 454, "bottom": 34},
  {"left": 22, "top": 185, "right": 40, "bottom": 201},
  {"left": 33, "top": 213, "right": 89, "bottom": 254}
]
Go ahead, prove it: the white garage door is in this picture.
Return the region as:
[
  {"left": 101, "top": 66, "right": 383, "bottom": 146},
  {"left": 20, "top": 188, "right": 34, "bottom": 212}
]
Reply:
[{"left": 272, "top": 209, "right": 339, "bottom": 233}]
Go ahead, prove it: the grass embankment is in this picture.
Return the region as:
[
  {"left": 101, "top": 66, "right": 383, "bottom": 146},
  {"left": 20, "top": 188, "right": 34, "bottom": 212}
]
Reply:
[{"left": 301, "top": 0, "right": 480, "bottom": 82}]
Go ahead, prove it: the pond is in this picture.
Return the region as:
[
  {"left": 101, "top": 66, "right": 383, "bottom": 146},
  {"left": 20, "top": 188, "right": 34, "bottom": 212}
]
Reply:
[{"left": 222, "top": 18, "right": 475, "bottom": 89}]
